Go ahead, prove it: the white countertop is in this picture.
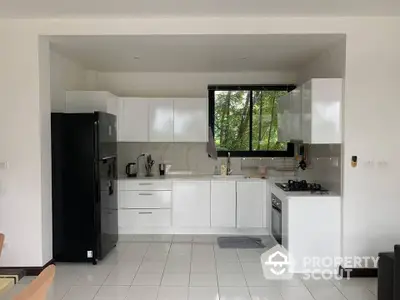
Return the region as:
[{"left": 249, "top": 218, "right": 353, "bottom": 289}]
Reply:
[{"left": 118, "top": 174, "right": 267, "bottom": 181}]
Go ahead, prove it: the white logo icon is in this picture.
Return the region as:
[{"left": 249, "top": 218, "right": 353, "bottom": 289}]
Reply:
[
  {"left": 266, "top": 250, "right": 290, "bottom": 275},
  {"left": 261, "top": 245, "right": 294, "bottom": 280}
]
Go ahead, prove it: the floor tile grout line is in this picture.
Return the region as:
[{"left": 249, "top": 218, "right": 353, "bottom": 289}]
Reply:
[
  {"left": 155, "top": 240, "right": 172, "bottom": 299},
  {"left": 186, "top": 241, "right": 194, "bottom": 297},
  {"left": 129, "top": 242, "right": 151, "bottom": 286},
  {"left": 212, "top": 243, "right": 221, "bottom": 299},
  {"left": 237, "top": 248, "right": 253, "bottom": 299}
]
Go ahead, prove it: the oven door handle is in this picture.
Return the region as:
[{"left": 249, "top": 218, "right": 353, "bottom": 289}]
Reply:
[{"left": 272, "top": 204, "right": 282, "bottom": 213}]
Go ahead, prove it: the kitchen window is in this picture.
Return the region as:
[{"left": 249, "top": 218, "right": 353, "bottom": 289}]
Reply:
[{"left": 208, "top": 85, "right": 295, "bottom": 157}]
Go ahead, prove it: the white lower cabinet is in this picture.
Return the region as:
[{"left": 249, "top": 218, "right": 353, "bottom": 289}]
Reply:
[
  {"left": 172, "top": 181, "right": 211, "bottom": 228},
  {"left": 119, "top": 191, "right": 172, "bottom": 209},
  {"left": 118, "top": 179, "right": 269, "bottom": 234},
  {"left": 211, "top": 181, "right": 236, "bottom": 227},
  {"left": 119, "top": 209, "right": 171, "bottom": 233},
  {"left": 236, "top": 181, "right": 266, "bottom": 228}
]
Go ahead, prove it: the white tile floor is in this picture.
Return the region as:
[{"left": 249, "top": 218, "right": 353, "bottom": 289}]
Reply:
[{"left": 0, "top": 235, "right": 378, "bottom": 300}]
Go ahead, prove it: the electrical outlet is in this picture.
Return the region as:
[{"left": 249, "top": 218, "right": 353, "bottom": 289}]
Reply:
[{"left": 87, "top": 250, "right": 93, "bottom": 258}]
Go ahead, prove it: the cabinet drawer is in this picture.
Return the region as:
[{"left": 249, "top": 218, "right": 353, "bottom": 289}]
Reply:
[
  {"left": 119, "top": 209, "right": 171, "bottom": 231},
  {"left": 119, "top": 180, "right": 172, "bottom": 191},
  {"left": 120, "top": 191, "right": 171, "bottom": 208}
]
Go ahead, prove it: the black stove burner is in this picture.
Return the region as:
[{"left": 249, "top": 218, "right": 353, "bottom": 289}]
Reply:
[{"left": 276, "top": 180, "right": 326, "bottom": 192}]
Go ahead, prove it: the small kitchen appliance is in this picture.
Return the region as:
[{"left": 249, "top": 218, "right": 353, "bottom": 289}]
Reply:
[{"left": 125, "top": 162, "right": 137, "bottom": 177}]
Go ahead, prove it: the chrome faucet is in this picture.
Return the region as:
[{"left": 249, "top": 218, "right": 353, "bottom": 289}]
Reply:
[{"left": 226, "top": 152, "right": 232, "bottom": 175}]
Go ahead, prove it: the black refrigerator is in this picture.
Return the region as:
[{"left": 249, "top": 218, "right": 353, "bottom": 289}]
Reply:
[{"left": 51, "top": 112, "right": 118, "bottom": 264}]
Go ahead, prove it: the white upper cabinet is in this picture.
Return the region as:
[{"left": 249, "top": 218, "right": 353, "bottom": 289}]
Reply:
[
  {"left": 277, "top": 94, "right": 291, "bottom": 142},
  {"left": 172, "top": 181, "right": 211, "bottom": 228},
  {"left": 118, "top": 97, "right": 149, "bottom": 142},
  {"left": 289, "top": 87, "right": 303, "bottom": 141},
  {"left": 301, "top": 78, "right": 343, "bottom": 144},
  {"left": 174, "top": 98, "right": 208, "bottom": 142},
  {"left": 277, "top": 89, "right": 302, "bottom": 142},
  {"left": 148, "top": 99, "right": 174, "bottom": 142},
  {"left": 66, "top": 91, "right": 118, "bottom": 115}
]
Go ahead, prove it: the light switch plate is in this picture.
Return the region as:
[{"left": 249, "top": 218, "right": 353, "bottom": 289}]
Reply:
[{"left": 0, "top": 162, "right": 9, "bottom": 169}]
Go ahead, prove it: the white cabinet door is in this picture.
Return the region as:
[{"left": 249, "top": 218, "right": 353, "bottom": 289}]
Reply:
[
  {"left": 149, "top": 99, "right": 174, "bottom": 142},
  {"left": 277, "top": 94, "right": 291, "bottom": 142},
  {"left": 174, "top": 98, "right": 208, "bottom": 142},
  {"left": 310, "top": 78, "right": 342, "bottom": 144},
  {"left": 118, "top": 97, "right": 149, "bottom": 142},
  {"left": 289, "top": 87, "right": 302, "bottom": 141},
  {"left": 211, "top": 181, "right": 236, "bottom": 227},
  {"left": 236, "top": 181, "right": 266, "bottom": 228},
  {"left": 173, "top": 181, "right": 211, "bottom": 227},
  {"left": 301, "top": 81, "right": 312, "bottom": 144},
  {"left": 301, "top": 79, "right": 342, "bottom": 144}
]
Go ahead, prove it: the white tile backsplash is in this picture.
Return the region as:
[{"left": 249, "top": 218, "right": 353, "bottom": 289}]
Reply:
[
  {"left": 117, "top": 142, "right": 296, "bottom": 177},
  {"left": 297, "top": 144, "right": 342, "bottom": 195}
]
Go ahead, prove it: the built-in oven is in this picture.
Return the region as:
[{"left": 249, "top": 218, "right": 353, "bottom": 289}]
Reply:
[{"left": 271, "top": 193, "right": 282, "bottom": 245}]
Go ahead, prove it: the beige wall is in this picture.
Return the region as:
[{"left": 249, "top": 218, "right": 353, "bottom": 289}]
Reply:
[{"left": 0, "top": 17, "right": 399, "bottom": 267}]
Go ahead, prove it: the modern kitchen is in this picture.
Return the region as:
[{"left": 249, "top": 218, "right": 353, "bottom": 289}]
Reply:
[
  {"left": 1, "top": 30, "right": 388, "bottom": 300},
  {"left": 49, "top": 34, "right": 344, "bottom": 270}
]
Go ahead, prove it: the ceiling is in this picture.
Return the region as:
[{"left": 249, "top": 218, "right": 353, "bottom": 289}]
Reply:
[
  {"left": 50, "top": 35, "right": 345, "bottom": 72},
  {"left": 1, "top": 0, "right": 400, "bottom": 17}
]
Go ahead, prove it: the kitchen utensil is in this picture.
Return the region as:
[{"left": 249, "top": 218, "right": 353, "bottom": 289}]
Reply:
[
  {"left": 125, "top": 162, "right": 137, "bottom": 177},
  {"left": 144, "top": 154, "right": 155, "bottom": 177}
]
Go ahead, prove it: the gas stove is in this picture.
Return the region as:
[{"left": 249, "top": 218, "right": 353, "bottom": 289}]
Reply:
[{"left": 275, "top": 180, "right": 329, "bottom": 194}]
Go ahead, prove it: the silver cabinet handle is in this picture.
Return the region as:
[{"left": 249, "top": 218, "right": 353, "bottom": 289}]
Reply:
[
  {"left": 139, "top": 193, "right": 153, "bottom": 196},
  {"left": 139, "top": 183, "right": 153, "bottom": 185},
  {"left": 138, "top": 212, "right": 153, "bottom": 215}
]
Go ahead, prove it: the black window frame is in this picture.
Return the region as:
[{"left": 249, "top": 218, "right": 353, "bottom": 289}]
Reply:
[{"left": 208, "top": 84, "right": 296, "bottom": 158}]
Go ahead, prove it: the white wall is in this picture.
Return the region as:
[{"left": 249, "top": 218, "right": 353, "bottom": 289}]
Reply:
[
  {"left": 0, "top": 17, "right": 399, "bottom": 268},
  {"left": 50, "top": 49, "right": 89, "bottom": 112},
  {"left": 297, "top": 39, "right": 346, "bottom": 84},
  {"left": 39, "top": 38, "right": 53, "bottom": 264},
  {"left": 96, "top": 71, "right": 296, "bottom": 97},
  {"left": 0, "top": 30, "right": 45, "bottom": 267}
]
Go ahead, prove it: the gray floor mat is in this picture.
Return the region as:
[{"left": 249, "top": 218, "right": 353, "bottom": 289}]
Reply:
[{"left": 217, "top": 236, "right": 265, "bottom": 249}]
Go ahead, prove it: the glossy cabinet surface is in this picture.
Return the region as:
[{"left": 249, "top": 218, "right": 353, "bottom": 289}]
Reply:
[
  {"left": 278, "top": 78, "right": 342, "bottom": 143},
  {"left": 174, "top": 98, "right": 208, "bottom": 142},
  {"left": 119, "top": 191, "right": 172, "bottom": 209},
  {"left": 172, "top": 181, "right": 211, "bottom": 228},
  {"left": 211, "top": 181, "right": 236, "bottom": 227},
  {"left": 277, "top": 94, "right": 291, "bottom": 142},
  {"left": 302, "top": 78, "right": 343, "bottom": 144},
  {"left": 277, "top": 89, "right": 302, "bottom": 142},
  {"left": 119, "top": 209, "right": 171, "bottom": 232},
  {"left": 290, "top": 87, "right": 303, "bottom": 141},
  {"left": 236, "top": 181, "right": 265, "bottom": 228},
  {"left": 148, "top": 99, "right": 174, "bottom": 142},
  {"left": 118, "top": 97, "right": 149, "bottom": 142}
]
